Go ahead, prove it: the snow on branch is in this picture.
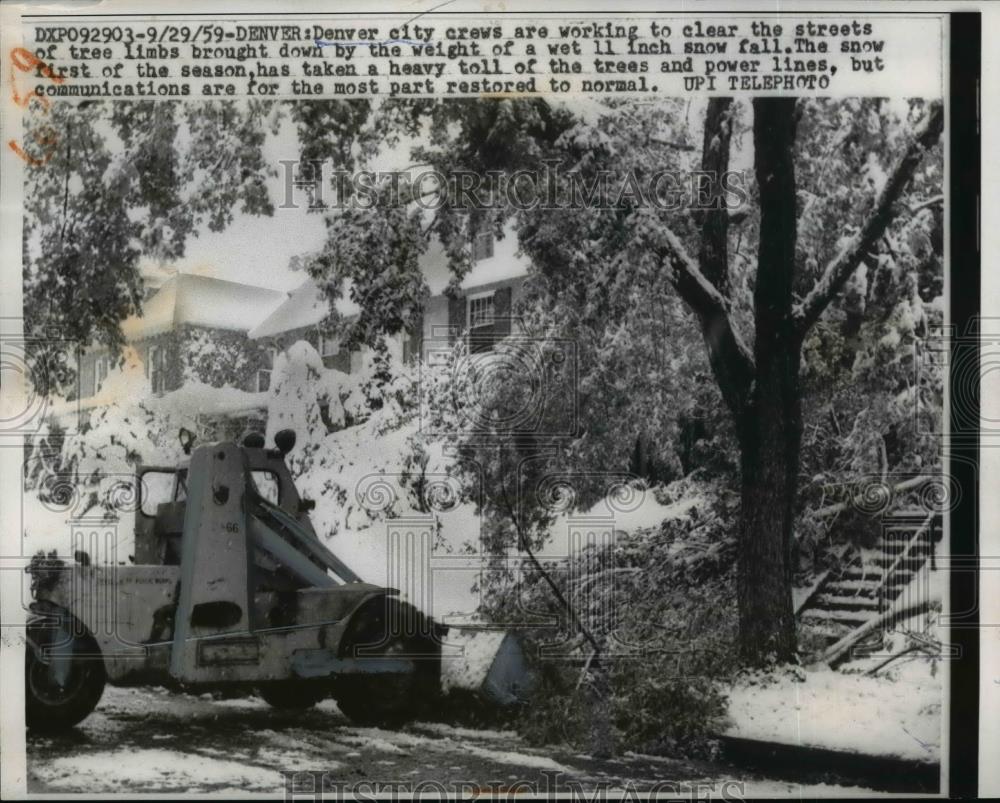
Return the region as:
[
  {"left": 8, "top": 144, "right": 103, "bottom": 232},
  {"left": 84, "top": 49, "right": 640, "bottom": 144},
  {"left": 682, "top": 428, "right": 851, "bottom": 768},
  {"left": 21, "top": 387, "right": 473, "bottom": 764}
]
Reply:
[
  {"left": 794, "top": 101, "right": 944, "bottom": 335},
  {"left": 659, "top": 227, "right": 738, "bottom": 327},
  {"left": 640, "top": 215, "right": 755, "bottom": 418}
]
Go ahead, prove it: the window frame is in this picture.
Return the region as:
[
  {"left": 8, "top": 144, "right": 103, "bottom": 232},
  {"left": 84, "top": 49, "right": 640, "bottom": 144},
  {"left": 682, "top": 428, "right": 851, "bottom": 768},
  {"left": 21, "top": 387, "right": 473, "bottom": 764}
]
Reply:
[
  {"left": 256, "top": 346, "right": 278, "bottom": 392},
  {"left": 466, "top": 290, "right": 497, "bottom": 353},
  {"left": 471, "top": 229, "right": 494, "bottom": 262},
  {"left": 318, "top": 332, "right": 340, "bottom": 358},
  {"left": 138, "top": 468, "right": 184, "bottom": 518},
  {"left": 467, "top": 291, "right": 496, "bottom": 333}
]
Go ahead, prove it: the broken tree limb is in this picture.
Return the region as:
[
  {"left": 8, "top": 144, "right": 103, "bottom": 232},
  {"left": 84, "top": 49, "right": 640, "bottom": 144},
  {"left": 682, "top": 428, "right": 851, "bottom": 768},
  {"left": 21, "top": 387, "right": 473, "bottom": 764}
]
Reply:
[
  {"left": 865, "top": 644, "right": 924, "bottom": 677},
  {"left": 650, "top": 221, "right": 755, "bottom": 424},
  {"left": 809, "top": 474, "right": 933, "bottom": 520},
  {"left": 908, "top": 194, "right": 944, "bottom": 215},
  {"left": 815, "top": 597, "right": 934, "bottom": 667}
]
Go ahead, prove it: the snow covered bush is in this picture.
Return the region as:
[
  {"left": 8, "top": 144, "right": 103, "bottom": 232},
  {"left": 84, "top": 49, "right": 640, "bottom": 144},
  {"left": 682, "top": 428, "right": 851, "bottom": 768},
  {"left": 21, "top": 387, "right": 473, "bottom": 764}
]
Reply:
[
  {"left": 260, "top": 340, "right": 465, "bottom": 553},
  {"left": 25, "top": 348, "right": 187, "bottom": 521},
  {"left": 181, "top": 325, "right": 263, "bottom": 391},
  {"left": 23, "top": 346, "right": 271, "bottom": 552}
]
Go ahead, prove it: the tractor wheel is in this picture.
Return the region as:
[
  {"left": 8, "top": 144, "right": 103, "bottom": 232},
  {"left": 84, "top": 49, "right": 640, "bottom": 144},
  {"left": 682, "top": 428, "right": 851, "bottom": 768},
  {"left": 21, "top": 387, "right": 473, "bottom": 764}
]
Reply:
[
  {"left": 258, "top": 681, "right": 326, "bottom": 710},
  {"left": 25, "top": 606, "right": 105, "bottom": 732},
  {"left": 333, "top": 599, "right": 440, "bottom": 727}
]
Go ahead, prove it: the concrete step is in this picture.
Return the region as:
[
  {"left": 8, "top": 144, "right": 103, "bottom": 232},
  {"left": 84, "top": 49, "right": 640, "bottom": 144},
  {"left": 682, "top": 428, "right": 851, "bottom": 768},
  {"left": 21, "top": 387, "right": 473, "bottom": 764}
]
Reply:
[
  {"left": 814, "top": 594, "right": 880, "bottom": 611},
  {"left": 882, "top": 538, "right": 931, "bottom": 555},
  {"left": 839, "top": 566, "right": 904, "bottom": 583},
  {"left": 871, "top": 555, "right": 928, "bottom": 570},
  {"left": 824, "top": 579, "right": 880, "bottom": 597},
  {"left": 800, "top": 608, "right": 872, "bottom": 627},
  {"left": 799, "top": 620, "right": 852, "bottom": 642}
]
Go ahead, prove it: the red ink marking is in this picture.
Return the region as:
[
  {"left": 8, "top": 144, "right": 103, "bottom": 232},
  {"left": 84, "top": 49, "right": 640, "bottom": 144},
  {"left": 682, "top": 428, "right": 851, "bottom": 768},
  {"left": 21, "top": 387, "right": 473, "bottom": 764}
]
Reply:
[
  {"left": 8, "top": 47, "right": 64, "bottom": 166},
  {"left": 11, "top": 47, "right": 64, "bottom": 83},
  {"left": 8, "top": 139, "right": 52, "bottom": 166}
]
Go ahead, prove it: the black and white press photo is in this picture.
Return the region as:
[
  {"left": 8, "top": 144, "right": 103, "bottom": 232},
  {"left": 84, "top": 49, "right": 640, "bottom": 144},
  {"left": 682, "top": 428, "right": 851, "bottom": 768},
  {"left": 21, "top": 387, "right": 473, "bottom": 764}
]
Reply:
[{"left": 0, "top": 1, "right": 991, "bottom": 799}]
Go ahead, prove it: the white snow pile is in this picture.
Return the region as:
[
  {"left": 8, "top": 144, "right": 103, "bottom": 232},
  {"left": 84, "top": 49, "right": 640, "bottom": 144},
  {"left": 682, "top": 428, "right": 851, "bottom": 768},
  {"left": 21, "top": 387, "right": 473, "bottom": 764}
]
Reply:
[{"left": 724, "top": 658, "right": 942, "bottom": 762}]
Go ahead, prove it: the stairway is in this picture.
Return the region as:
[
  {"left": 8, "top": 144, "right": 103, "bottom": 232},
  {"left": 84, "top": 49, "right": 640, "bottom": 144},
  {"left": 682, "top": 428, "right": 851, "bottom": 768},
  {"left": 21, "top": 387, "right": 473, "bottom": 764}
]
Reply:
[{"left": 798, "top": 510, "right": 942, "bottom": 648}]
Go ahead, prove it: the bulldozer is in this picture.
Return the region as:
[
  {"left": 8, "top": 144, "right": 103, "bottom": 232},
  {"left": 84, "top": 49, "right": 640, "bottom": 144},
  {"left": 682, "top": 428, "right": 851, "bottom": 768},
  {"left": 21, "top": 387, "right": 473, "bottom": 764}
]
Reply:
[{"left": 25, "top": 429, "right": 530, "bottom": 732}]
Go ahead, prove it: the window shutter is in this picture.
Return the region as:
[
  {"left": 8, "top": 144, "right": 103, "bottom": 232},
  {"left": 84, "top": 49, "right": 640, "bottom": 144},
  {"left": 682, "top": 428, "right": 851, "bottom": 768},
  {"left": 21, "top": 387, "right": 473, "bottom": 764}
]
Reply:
[
  {"left": 404, "top": 314, "right": 423, "bottom": 362},
  {"left": 493, "top": 286, "right": 512, "bottom": 340},
  {"left": 447, "top": 294, "right": 465, "bottom": 344}
]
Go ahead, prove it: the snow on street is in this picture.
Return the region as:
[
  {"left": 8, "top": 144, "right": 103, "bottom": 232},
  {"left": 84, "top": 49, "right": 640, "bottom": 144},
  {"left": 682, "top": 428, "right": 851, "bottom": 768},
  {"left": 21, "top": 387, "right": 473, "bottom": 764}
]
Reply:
[{"left": 26, "top": 686, "right": 877, "bottom": 796}]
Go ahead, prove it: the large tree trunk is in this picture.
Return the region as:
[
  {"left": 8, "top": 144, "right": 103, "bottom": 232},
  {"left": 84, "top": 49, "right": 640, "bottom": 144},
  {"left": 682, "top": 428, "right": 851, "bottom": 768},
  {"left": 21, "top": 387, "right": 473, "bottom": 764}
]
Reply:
[
  {"left": 736, "top": 97, "right": 802, "bottom": 663},
  {"left": 660, "top": 98, "right": 940, "bottom": 664},
  {"left": 736, "top": 357, "right": 801, "bottom": 663}
]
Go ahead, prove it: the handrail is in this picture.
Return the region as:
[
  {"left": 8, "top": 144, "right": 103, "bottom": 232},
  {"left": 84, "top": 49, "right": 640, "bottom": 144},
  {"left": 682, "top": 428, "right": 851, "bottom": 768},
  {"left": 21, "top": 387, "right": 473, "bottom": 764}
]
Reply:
[{"left": 871, "top": 511, "right": 936, "bottom": 604}]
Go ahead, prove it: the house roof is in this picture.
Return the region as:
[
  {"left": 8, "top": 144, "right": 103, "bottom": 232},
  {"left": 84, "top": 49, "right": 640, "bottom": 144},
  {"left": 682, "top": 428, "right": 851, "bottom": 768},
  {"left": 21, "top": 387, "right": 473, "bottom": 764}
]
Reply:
[
  {"left": 422, "top": 224, "right": 530, "bottom": 295},
  {"left": 248, "top": 279, "right": 361, "bottom": 339},
  {"left": 249, "top": 224, "right": 530, "bottom": 340},
  {"left": 121, "top": 274, "right": 287, "bottom": 340}
]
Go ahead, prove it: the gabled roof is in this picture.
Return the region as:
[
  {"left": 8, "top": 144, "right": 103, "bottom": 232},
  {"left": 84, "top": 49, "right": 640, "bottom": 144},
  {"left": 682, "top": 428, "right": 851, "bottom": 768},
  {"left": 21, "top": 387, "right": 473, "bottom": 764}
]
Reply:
[
  {"left": 250, "top": 223, "right": 530, "bottom": 340},
  {"left": 121, "top": 274, "right": 287, "bottom": 340},
  {"left": 248, "top": 279, "right": 360, "bottom": 340}
]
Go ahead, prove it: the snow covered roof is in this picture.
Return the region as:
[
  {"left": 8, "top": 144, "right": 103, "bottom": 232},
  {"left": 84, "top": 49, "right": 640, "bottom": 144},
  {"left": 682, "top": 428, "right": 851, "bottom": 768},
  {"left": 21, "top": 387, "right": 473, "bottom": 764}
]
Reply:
[
  {"left": 248, "top": 279, "right": 361, "bottom": 339},
  {"left": 249, "top": 224, "right": 530, "bottom": 340},
  {"left": 121, "top": 274, "right": 287, "bottom": 340},
  {"left": 423, "top": 223, "right": 530, "bottom": 295}
]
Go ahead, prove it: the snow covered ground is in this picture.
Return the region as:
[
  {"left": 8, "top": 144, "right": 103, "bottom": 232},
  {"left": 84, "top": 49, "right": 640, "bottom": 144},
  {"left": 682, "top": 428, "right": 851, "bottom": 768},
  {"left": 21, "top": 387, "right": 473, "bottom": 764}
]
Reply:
[
  {"left": 725, "top": 655, "right": 942, "bottom": 763},
  {"left": 25, "top": 686, "right": 881, "bottom": 796}
]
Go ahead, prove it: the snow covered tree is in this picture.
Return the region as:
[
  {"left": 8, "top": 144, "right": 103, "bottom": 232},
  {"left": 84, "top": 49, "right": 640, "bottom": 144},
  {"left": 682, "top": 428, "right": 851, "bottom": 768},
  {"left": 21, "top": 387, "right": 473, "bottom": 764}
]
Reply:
[
  {"left": 23, "top": 96, "right": 942, "bottom": 665},
  {"left": 295, "top": 96, "right": 943, "bottom": 663},
  {"left": 22, "top": 100, "right": 280, "bottom": 386}
]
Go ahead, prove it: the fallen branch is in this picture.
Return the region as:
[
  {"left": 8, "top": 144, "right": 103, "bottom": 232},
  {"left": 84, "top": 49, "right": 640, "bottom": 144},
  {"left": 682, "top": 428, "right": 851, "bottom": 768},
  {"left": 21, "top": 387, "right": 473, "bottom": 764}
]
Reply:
[
  {"left": 865, "top": 644, "right": 923, "bottom": 677},
  {"left": 809, "top": 474, "right": 933, "bottom": 520},
  {"left": 908, "top": 194, "right": 944, "bottom": 215},
  {"left": 814, "top": 598, "right": 934, "bottom": 667}
]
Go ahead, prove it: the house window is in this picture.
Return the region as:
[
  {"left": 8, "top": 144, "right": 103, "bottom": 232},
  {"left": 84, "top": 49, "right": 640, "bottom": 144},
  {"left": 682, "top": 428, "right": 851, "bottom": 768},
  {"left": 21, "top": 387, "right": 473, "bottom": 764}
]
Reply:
[
  {"left": 318, "top": 333, "right": 340, "bottom": 358},
  {"left": 256, "top": 347, "right": 277, "bottom": 392},
  {"left": 349, "top": 349, "right": 364, "bottom": 373},
  {"left": 472, "top": 229, "right": 494, "bottom": 261},
  {"left": 467, "top": 292, "right": 495, "bottom": 354},
  {"left": 147, "top": 345, "right": 166, "bottom": 394},
  {"left": 93, "top": 355, "right": 108, "bottom": 396}
]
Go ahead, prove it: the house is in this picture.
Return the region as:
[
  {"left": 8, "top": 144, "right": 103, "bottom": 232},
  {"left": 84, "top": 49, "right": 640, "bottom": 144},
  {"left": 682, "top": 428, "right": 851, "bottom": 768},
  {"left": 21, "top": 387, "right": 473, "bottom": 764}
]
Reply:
[
  {"left": 78, "top": 226, "right": 531, "bottom": 408},
  {"left": 249, "top": 226, "right": 531, "bottom": 366},
  {"left": 78, "top": 273, "right": 287, "bottom": 400}
]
